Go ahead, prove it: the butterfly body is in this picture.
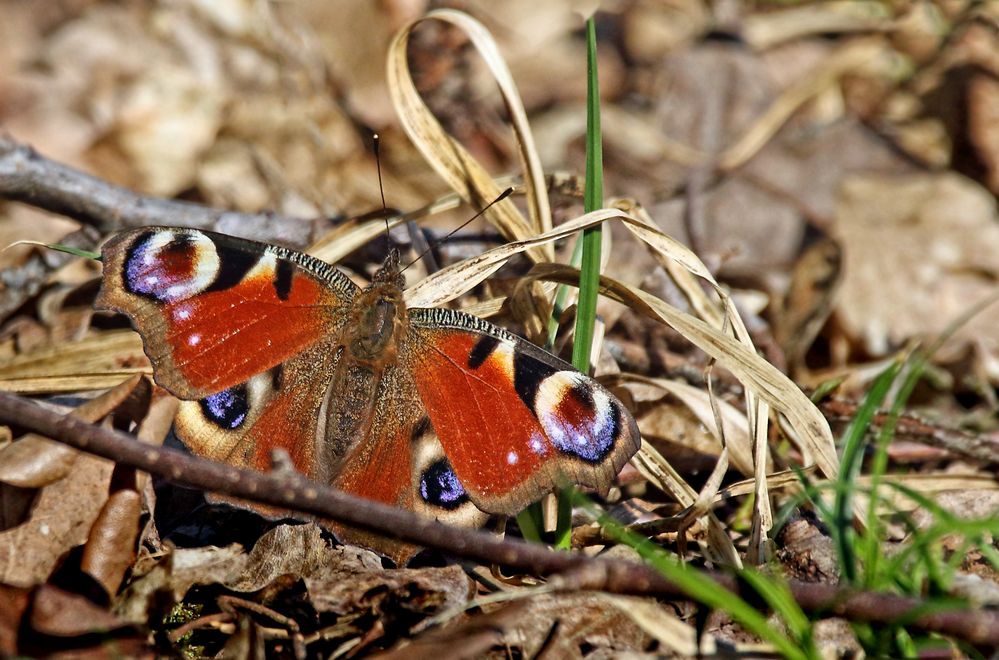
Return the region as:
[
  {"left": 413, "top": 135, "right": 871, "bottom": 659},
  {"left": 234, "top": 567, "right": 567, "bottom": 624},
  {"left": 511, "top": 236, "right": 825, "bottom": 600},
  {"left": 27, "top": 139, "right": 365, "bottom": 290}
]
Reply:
[{"left": 97, "top": 227, "right": 640, "bottom": 562}]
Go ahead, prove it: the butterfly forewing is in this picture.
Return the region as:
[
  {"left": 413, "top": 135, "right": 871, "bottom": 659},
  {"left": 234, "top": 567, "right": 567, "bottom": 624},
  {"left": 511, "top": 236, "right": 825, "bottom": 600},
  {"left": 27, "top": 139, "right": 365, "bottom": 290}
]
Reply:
[{"left": 97, "top": 228, "right": 358, "bottom": 398}]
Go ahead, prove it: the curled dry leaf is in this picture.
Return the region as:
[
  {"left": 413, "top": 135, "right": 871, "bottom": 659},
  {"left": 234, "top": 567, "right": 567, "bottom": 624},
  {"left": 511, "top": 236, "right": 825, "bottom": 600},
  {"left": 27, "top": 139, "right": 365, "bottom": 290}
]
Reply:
[
  {"left": 223, "top": 523, "right": 382, "bottom": 594},
  {"left": 378, "top": 601, "right": 531, "bottom": 660},
  {"left": 492, "top": 592, "right": 651, "bottom": 657},
  {"left": 31, "top": 584, "right": 132, "bottom": 636},
  {"left": 0, "top": 374, "right": 148, "bottom": 487},
  {"left": 387, "top": 9, "right": 552, "bottom": 261},
  {"left": 0, "top": 376, "right": 150, "bottom": 587},
  {"left": 116, "top": 542, "right": 248, "bottom": 624},
  {"left": 21, "top": 584, "right": 150, "bottom": 658},
  {"left": 305, "top": 563, "right": 472, "bottom": 618},
  {"left": 81, "top": 488, "right": 143, "bottom": 598}
]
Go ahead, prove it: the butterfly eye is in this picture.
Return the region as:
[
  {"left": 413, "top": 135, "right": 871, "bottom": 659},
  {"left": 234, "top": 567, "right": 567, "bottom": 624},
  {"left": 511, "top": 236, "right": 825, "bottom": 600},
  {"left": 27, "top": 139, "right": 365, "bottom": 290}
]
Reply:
[{"left": 419, "top": 459, "right": 469, "bottom": 510}]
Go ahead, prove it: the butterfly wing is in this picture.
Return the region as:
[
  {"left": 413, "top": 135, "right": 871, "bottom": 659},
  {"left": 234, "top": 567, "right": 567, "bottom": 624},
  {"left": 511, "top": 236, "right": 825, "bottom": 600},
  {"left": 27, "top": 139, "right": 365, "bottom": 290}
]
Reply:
[
  {"left": 100, "top": 228, "right": 487, "bottom": 563},
  {"left": 97, "top": 228, "right": 359, "bottom": 398},
  {"left": 406, "top": 308, "right": 641, "bottom": 515}
]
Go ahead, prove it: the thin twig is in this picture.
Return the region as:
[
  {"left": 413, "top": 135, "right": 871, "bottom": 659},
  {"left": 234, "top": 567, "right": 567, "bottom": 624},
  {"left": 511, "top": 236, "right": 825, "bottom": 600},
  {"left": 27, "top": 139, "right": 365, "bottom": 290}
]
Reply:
[
  {"left": 822, "top": 399, "right": 999, "bottom": 464},
  {"left": 0, "top": 135, "right": 323, "bottom": 249},
  {"left": 2, "top": 390, "right": 999, "bottom": 646}
]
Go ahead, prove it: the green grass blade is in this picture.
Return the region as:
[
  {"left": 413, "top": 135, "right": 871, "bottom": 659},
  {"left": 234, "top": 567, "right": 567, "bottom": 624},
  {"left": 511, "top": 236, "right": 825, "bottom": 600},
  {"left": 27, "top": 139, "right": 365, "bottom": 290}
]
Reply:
[
  {"left": 574, "top": 493, "right": 811, "bottom": 659},
  {"left": 516, "top": 502, "right": 545, "bottom": 544},
  {"left": 571, "top": 15, "right": 604, "bottom": 374},
  {"left": 46, "top": 243, "right": 101, "bottom": 260},
  {"left": 832, "top": 360, "right": 902, "bottom": 584},
  {"left": 554, "top": 15, "right": 605, "bottom": 551},
  {"left": 738, "top": 568, "right": 816, "bottom": 653}
]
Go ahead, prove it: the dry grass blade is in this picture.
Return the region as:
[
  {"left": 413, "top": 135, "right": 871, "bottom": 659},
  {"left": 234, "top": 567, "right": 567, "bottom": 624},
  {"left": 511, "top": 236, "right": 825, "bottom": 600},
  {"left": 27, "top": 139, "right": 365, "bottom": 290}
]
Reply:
[
  {"left": 633, "top": 443, "right": 741, "bottom": 567},
  {"left": 598, "top": 594, "right": 747, "bottom": 656},
  {"left": 403, "top": 209, "right": 619, "bottom": 307},
  {"left": 308, "top": 215, "right": 408, "bottom": 266},
  {"left": 620, "top": 200, "right": 774, "bottom": 557},
  {"left": 743, "top": 1, "right": 891, "bottom": 49},
  {"left": 621, "top": 374, "right": 754, "bottom": 476},
  {"left": 716, "top": 39, "right": 893, "bottom": 171},
  {"left": 387, "top": 9, "right": 552, "bottom": 262},
  {"left": 0, "top": 330, "right": 149, "bottom": 394}
]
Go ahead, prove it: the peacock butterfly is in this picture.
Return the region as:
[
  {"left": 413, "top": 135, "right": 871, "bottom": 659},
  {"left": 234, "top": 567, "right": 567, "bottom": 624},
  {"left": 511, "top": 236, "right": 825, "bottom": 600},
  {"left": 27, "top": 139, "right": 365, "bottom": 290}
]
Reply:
[{"left": 96, "top": 227, "right": 641, "bottom": 562}]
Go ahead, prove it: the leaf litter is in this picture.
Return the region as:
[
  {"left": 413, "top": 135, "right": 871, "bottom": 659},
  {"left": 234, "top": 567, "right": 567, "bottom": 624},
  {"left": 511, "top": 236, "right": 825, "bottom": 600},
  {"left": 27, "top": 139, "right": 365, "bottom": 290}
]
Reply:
[{"left": 1, "top": 0, "right": 999, "bottom": 656}]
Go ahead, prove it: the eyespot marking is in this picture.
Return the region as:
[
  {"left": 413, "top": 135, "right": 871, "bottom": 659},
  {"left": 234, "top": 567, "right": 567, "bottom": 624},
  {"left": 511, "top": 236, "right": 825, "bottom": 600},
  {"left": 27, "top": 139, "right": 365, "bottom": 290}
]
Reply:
[
  {"left": 537, "top": 372, "right": 619, "bottom": 463},
  {"left": 419, "top": 459, "right": 469, "bottom": 510},
  {"left": 123, "top": 231, "right": 220, "bottom": 302},
  {"left": 200, "top": 384, "right": 250, "bottom": 430}
]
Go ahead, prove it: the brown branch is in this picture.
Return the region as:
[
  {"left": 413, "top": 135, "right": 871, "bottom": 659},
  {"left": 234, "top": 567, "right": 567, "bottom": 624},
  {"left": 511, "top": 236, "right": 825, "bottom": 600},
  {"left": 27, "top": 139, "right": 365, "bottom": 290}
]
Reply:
[
  {"left": 822, "top": 399, "right": 999, "bottom": 464},
  {"left": 0, "top": 135, "right": 323, "bottom": 249},
  {"left": 2, "top": 390, "right": 999, "bottom": 646}
]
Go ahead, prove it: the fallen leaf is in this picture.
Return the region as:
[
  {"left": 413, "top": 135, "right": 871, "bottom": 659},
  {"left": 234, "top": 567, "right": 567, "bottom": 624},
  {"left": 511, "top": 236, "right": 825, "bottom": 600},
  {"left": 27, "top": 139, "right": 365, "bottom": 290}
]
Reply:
[
  {"left": 81, "top": 488, "right": 143, "bottom": 597},
  {"left": 833, "top": 172, "right": 999, "bottom": 371}
]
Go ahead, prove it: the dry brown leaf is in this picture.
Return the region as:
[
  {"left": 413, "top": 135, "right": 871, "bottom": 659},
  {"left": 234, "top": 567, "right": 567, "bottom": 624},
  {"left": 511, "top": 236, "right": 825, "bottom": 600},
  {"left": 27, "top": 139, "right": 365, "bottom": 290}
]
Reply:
[
  {"left": 115, "top": 541, "right": 248, "bottom": 624},
  {"left": 968, "top": 74, "right": 999, "bottom": 194},
  {"left": 223, "top": 523, "right": 382, "bottom": 593},
  {"left": 81, "top": 488, "right": 143, "bottom": 597},
  {"left": 0, "top": 584, "right": 31, "bottom": 655},
  {"left": 833, "top": 172, "right": 999, "bottom": 373},
  {"left": 0, "top": 374, "right": 148, "bottom": 487},
  {"left": 493, "top": 592, "right": 650, "bottom": 657},
  {"left": 31, "top": 584, "right": 135, "bottom": 637},
  {"left": 378, "top": 601, "right": 530, "bottom": 660},
  {"left": 0, "top": 376, "right": 152, "bottom": 587},
  {"left": 306, "top": 564, "right": 472, "bottom": 617},
  {"left": 0, "top": 448, "right": 115, "bottom": 587}
]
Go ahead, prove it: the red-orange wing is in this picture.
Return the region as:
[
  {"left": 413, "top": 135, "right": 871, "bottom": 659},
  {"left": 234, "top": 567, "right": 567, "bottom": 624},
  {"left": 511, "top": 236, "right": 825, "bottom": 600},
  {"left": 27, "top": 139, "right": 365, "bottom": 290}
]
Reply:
[
  {"left": 176, "top": 337, "right": 487, "bottom": 564},
  {"left": 407, "top": 308, "right": 641, "bottom": 515},
  {"left": 97, "top": 228, "right": 357, "bottom": 398}
]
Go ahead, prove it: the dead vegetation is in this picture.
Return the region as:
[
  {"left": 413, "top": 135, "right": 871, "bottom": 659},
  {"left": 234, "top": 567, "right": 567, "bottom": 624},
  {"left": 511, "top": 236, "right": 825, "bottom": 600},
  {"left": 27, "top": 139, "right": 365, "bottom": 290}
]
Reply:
[{"left": 1, "top": 0, "right": 999, "bottom": 657}]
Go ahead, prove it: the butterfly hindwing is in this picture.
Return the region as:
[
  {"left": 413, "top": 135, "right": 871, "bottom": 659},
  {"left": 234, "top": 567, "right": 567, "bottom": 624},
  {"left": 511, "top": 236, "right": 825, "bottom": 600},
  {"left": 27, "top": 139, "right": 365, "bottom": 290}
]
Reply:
[
  {"left": 174, "top": 339, "right": 340, "bottom": 480},
  {"left": 407, "top": 308, "right": 640, "bottom": 515},
  {"left": 97, "top": 228, "right": 358, "bottom": 398},
  {"left": 325, "top": 361, "right": 489, "bottom": 564}
]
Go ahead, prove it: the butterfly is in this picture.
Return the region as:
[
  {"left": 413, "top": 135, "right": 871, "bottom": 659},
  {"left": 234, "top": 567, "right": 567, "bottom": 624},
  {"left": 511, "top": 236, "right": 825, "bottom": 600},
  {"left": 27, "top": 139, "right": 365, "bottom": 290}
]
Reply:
[{"left": 96, "top": 227, "right": 641, "bottom": 563}]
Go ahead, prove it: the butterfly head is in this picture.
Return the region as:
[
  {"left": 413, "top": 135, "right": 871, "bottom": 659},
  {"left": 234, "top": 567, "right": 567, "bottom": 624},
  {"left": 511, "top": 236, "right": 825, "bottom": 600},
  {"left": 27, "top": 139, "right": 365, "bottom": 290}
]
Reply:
[{"left": 372, "top": 247, "right": 405, "bottom": 289}]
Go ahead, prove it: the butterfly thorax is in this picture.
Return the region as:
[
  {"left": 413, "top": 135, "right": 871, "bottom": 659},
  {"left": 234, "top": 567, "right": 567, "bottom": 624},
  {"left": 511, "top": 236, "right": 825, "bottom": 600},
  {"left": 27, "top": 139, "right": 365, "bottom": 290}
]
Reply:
[
  {"left": 346, "top": 281, "right": 407, "bottom": 364},
  {"left": 317, "top": 253, "right": 409, "bottom": 479}
]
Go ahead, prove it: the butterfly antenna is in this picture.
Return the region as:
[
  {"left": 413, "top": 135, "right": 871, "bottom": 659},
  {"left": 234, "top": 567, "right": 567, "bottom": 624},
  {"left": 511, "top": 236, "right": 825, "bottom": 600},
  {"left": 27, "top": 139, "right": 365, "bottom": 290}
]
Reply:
[
  {"left": 372, "top": 133, "right": 391, "bottom": 240},
  {"left": 401, "top": 187, "right": 514, "bottom": 274}
]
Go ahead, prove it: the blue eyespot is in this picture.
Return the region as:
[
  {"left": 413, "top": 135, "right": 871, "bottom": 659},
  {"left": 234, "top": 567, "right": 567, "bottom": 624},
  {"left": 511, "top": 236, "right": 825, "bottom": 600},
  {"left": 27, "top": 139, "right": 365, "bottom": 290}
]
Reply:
[
  {"left": 419, "top": 459, "right": 468, "bottom": 510},
  {"left": 200, "top": 385, "right": 249, "bottom": 429}
]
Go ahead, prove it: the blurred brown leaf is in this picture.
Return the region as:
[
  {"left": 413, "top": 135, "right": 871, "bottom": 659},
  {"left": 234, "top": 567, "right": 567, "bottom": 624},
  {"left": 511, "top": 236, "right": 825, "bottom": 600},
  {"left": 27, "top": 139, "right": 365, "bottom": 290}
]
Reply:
[{"left": 833, "top": 172, "right": 999, "bottom": 373}]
